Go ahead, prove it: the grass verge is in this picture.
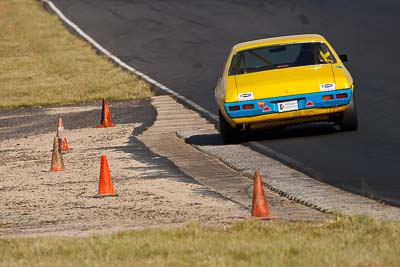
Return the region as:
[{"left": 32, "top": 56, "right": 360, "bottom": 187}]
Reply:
[
  {"left": 0, "top": 0, "right": 152, "bottom": 109},
  {"left": 1, "top": 216, "right": 399, "bottom": 267}
]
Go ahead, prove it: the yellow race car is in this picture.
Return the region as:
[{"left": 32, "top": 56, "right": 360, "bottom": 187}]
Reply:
[{"left": 215, "top": 34, "right": 358, "bottom": 143}]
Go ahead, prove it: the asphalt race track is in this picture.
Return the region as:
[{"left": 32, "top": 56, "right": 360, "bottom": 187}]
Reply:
[{"left": 50, "top": 0, "right": 400, "bottom": 205}]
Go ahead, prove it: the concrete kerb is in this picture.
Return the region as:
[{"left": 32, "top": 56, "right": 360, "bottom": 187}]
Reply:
[
  {"left": 231, "top": 145, "right": 328, "bottom": 212},
  {"left": 175, "top": 131, "right": 328, "bottom": 213},
  {"left": 177, "top": 128, "right": 400, "bottom": 220},
  {"left": 176, "top": 130, "right": 329, "bottom": 213},
  {"left": 42, "top": 0, "right": 400, "bottom": 220}
]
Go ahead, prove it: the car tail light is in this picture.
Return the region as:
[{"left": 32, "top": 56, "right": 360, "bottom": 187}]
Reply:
[
  {"left": 322, "top": 95, "right": 334, "bottom": 101},
  {"left": 228, "top": 106, "right": 240, "bottom": 111},
  {"left": 336, "top": 93, "right": 348, "bottom": 99},
  {"left": 242, "top": 104, "right": 254, "bottom": 110}
]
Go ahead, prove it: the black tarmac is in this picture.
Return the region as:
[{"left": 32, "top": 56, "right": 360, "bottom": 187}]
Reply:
[
  {"left": 0, "top": 99, "right": 156, "bottom": 142},
  {"left": 49, "top": 0, "right": 400, "bottom": 205}
]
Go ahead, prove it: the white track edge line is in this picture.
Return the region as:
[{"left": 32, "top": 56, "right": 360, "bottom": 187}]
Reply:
[{"left": 42, "top": 0, "right": 218, "bottom": 122}]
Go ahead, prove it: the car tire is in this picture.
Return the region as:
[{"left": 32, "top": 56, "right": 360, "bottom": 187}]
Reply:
[
  {"left": 338, "top": 94, "right": 358, "bottom": 131},
  {"left": 218, "top": 110, "right": 241, "bottom": 143}
]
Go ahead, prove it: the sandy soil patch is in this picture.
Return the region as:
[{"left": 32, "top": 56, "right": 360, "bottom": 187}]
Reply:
[{"left": 0, "top": 109, "right": 247, "bottom": 236}]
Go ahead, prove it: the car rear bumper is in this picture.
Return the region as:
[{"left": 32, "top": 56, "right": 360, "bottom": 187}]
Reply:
[{"left": 223, "top": 89, "right": 352, "bottom": 127}]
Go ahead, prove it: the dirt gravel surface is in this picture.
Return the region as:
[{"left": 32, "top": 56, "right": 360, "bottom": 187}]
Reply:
[{"left": 0, "top": 100, "right": 247, "bottom": 236}]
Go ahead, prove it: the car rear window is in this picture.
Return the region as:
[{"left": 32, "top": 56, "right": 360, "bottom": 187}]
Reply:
[{"left": 228, "top": 42, "right": 336, "bottom": 76}]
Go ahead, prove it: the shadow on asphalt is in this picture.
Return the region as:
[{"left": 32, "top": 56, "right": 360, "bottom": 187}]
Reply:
[
  {"left": 185, "top": 122, "right": 338, "bottom": 146},
  {"left": 185, "top": 133, "right": 225, "bottom": 146},
  {"left": 244, "top": 122, "right": 338, "bottom": 142}
]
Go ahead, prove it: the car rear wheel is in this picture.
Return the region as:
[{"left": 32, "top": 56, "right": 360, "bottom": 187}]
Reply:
[
  {"left": 338, "top": 94, "right": 358, "bottom": 131},
  {"left": 219, "top": 110, "right": 241, "bottom": 143}
]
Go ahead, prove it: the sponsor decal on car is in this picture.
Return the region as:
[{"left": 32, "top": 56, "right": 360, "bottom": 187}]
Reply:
[
  {"left": 320, "top": 83, "right": 336, "bottom": 92},
  {"left": 238, "top": 92, "right": 254, "bottom": 101}
]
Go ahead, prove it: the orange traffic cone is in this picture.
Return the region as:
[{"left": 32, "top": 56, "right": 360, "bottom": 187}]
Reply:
[
  {"left": 97, "top": 155, "right": 117, "bottom": 197},
  {"left": 57, "top": 117, "right": 69, "bottom": 152},
  {"left": 96, "top": 99, "right": 114, "bottom": 128},
  {"left": 50, "top": 137, "right": 65, "bottom": 172},
  {"left": 251, "top": 170, "right": 276, "bottom": 220}
]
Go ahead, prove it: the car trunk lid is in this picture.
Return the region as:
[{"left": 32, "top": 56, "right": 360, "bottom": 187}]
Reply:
[{"left": 234, "top": 65, "right": 336, "bottom": 100}]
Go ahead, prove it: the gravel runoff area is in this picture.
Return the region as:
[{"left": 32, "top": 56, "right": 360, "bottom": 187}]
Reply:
[{"left": 0, "top": 99, "right": 247, "bottom": 236}]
